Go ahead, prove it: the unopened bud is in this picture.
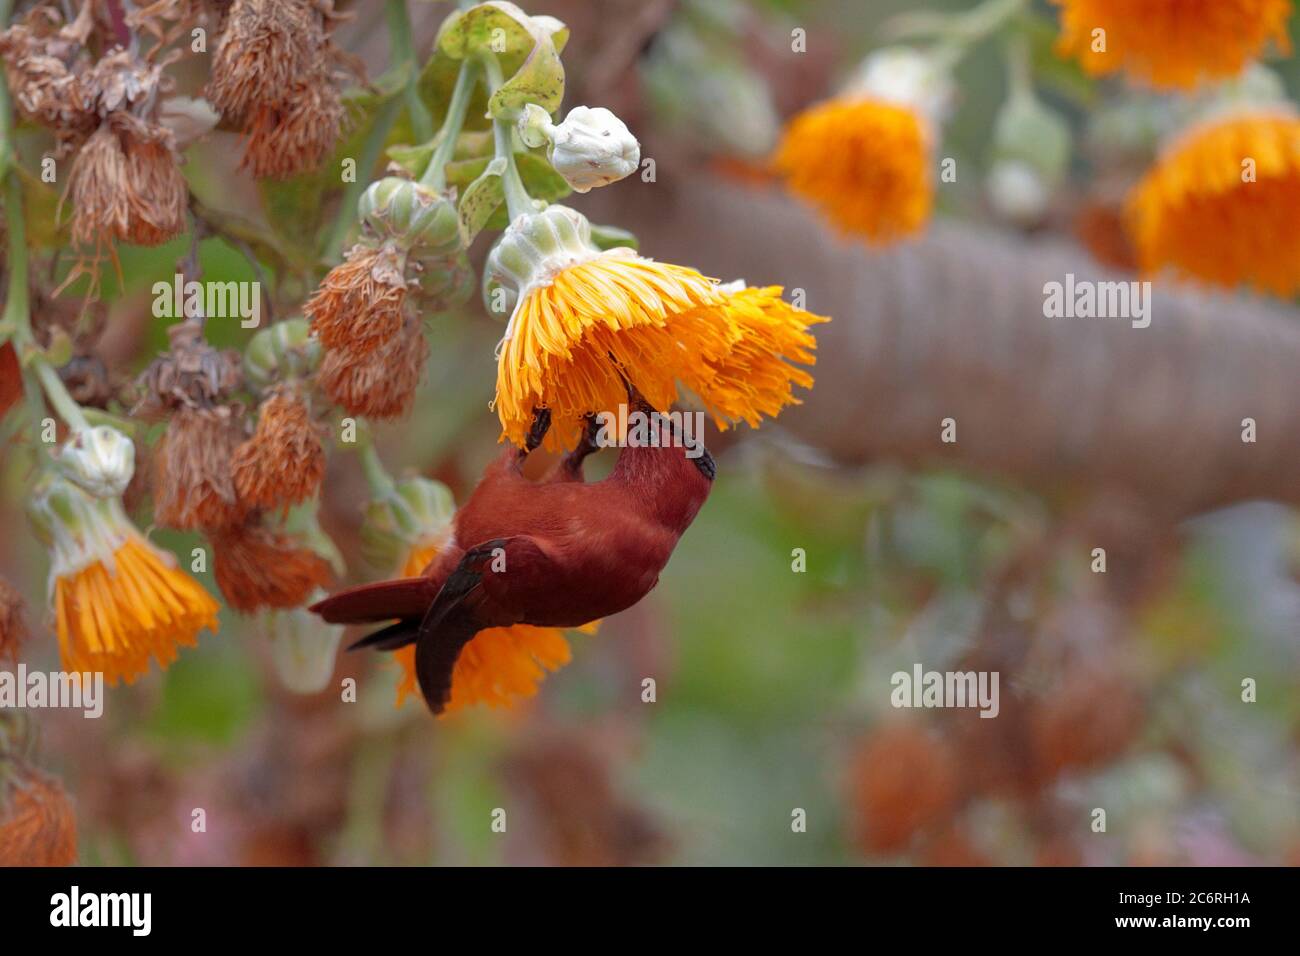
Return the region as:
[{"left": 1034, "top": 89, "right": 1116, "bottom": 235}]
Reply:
[
  {"left": 244, "top": 318, "right": 321, "bottom": 391},
  {"left": 523, "top": 104, "right": 640, "bottom": 193},
  {"left": 358, "top": 177, "right": 461, "bottom": 256},
  {"left": 264, "top": 593, "right": 345, "bottom": 694},
  {"left": 360, "top": 476, "right": 456, "bottom": 573},
  {"left": 56, "top": 426, "right": 135, "bottom": 499}
]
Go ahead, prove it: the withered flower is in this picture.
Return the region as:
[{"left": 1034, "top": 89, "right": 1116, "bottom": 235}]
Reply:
[
  {"left": 231, "top": 388, "right": 326, "bottom": 511},
  {"left": 210, "top": 521, "right": 333, "bottom": 613},
  {"left": 153, "top": 405, "right": 247, "bottom": 530},
  {"left": 137, "top": 321, "right": 248, "bottom": 529},
  {"left": 239, "top": 82, "right": 344, "bottom": 179},
  {"left": 0, "top": 576, "right": 28, "bottom": 665},
  {"left": 68, "top": 114, "right": 187, "bottom": 248},
  {"left": 304, "top": 240, "right": 409, "bottom": 355},
  {"left": 207, "top": 0, "right": 355, "bottom": 178},
  {"left": 0, "top": 5, "right": 96, "bottom": 144},
  {"left": 206, "top": 0, "right": 328, "bottom": 121},
  {"left": 317, "top": 318, "right": 428, "bottom": 420},
  {"left": 0, "top": 766, "right": 78, "bottom": 867}
]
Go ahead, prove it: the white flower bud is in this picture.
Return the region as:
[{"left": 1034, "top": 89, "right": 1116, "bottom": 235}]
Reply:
[
  {"left": 986, "top": 159, "right": 1051, "bottom": 226},
  {"left": 847, "top": 47, "right": 955, "bottom": 128},
  {"left": 56, "top": 426, "right": 136, "bottom": 499},
  {"left": 529, "top": 105, "right": 640, "bottom": 193},
  {"left": 265, "top": 593, "right": 345, "bottom": 695}
]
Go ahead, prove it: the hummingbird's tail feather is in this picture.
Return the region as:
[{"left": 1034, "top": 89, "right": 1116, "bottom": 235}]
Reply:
[
  {"left": 415, "top": 605, "right": 483, "bottom": 714},
  {"left": 348, "top": 619, "right": 420, "bottom": 652},
  {"left": 310, "top": 576, "right": 440, "bottom": 625}
]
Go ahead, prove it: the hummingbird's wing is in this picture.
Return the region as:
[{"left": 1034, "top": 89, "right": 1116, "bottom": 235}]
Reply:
[{"left": 414, "top": 535, "right": 555, "bottom": 713}]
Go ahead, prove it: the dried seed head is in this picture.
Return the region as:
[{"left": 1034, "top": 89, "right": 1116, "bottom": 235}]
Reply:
[
  {"left": 207, "top": 0, "right": 328, "bottom": 122},
  {"left": 305, "top": 241, "right": 409, "bottom": 356},
  {"left": 231, "top": 389, "right": 326, "bottom": 511},
  {"left": 1030, "top": 669, "right": 1144, "bottom": 778},
  {"left": 317, "top": 318, "right": 428, "bottom": 420},
  {"left": 0, "top": 577, "right": 29, "bottom": 665},
  {"left": 153, "top": 405, "right": 248, "bottom": 530},
  {"left": 136, "top": 320, "right": 243, "bottom": 416},
  {"left": 210, "top": 522, "right": 333, "bottom": 613},
  {"left": 68, "top": 115, "right": 187, "bottom": 249},
  {"left": 239, "top": 82, "right": 343, "bottom": 179},
  {"left": 849, "top": 721, "right": 958, "bottom": 855},
  {"left": 0, "top": 767, "right": 78, "bottom": 867},
  {"left": 0, "top": 7, "right": 96, "bottom": 144}
]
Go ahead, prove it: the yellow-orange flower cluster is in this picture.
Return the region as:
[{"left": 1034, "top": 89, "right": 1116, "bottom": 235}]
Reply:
[
  {"left": 493, "top": 239, "right": 828, "bottom": 450},
  {"left": 1128, "top": 112, "right": 1300, "bottom": 295},
  {"left": 1052, "top": 0, "right": 1292, "bottom": 90},
  {"left": 774, "top": 98, "right": 932, "bottom": 243}
]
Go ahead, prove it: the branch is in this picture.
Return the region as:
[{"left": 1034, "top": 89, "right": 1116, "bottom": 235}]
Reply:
[{"left": 585, "top": 177, "right": 1300, "bottom": 517}]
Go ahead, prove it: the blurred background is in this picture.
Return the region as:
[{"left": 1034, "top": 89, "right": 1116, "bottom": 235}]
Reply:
[{"left": 2, "top": 0, "right": 1300, "bottom": 866}]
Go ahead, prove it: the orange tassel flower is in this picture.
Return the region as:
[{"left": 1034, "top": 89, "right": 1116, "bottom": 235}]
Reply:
[
  {"left": 1052, "top": 0, "right": 1292, "bottom": 90},
  {"left": 1128, "top": 111, "right": 1300, "bottom": 295}
]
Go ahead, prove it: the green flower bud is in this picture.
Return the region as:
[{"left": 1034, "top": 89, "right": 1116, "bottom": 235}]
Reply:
[
  {"left": 263, "top": 592, "right": 345, "bottom": 694},
  {"left": 56, "top": 426, "right": 135, "bottom": 499},
  {"left": 413, "top": 250, "right": 477, "bottom": 311},
  {"left": 360, "top": 476, "right": 456, "bottom": 572},
  {"left": 244, "top": 318, "right": 321, "bottom": 391},
  {"left": 991, "top": 92, "right": 1072, "bottom": 187},
  {"left": 481, "top": 204, "right": 598, "bottom": 317},
  {"left": 358, "top": 177, "right": 461, "bottom": 257}
]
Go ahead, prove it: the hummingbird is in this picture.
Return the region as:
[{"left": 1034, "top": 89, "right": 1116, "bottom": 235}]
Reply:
[{"left": 311, "top": 392, "right": 715, "bottom": 714}]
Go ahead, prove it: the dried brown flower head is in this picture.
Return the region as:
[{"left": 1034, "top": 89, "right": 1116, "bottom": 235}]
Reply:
[
  {"left": 207, "top": 0, "right": 354, "bottom": 178},
  {"left": 0, "top": 6, "right": 95, "bottom": 143},
  {"left": 68, "top": 115, "right": 187, "bottom": 248},
  {"left": 207, "top": 0, "right": 327, "bottom": 122},
  {"left": 210, "top": 522, "right": 333, "bottom": 613},
  {"left": 239, "top": 82, "right": 343, "bottom": 179},
  {"left": 0, "top": 577, "right": 29, "bottom": 665},
  {"left": 317, "top": 318, "right": 428, "bottom": 420},
  {"left": 0, "top": 767, "right": 78, "bottom": 867},
  {"left": 849, "top": 721, "right": 959, "bottom": 855},
  {"left": 153, "top": 404, "right": 248, "bottom": 530},
  {"left": 231, "top": 389, "right": 326, "bottom": 511},
  {"left": 305, "top": 241, "right": 409, "bottom": 355},
  {"left": 1030, "top": 669, "right": 1144, "bottom": 778},
  {"left": 136, "top": 320, "right": 243, "bottom": 416}
]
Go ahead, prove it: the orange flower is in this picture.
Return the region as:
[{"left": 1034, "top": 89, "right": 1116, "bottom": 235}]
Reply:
[
  {"left": 849, "top": 721, "right": 958, "bottom": 855},
  {"left": 393, "top": 623, "right": 595, "bottom": 715},
  {"left": 1052, "top": 0, "right": 1292, "bottom": 90},
  {"left": 210, "top": 522, "right": 333, "bottom": 613},
  {"left": 1128, "top": 112, "right": 1300, "bottom": 295},
  {"left": 153, "top": 405, "right": 247, "bottom": 530},
  {"left": 29, "top": 476, "right": 219, "bottom": 685},
  {"left": 231, "top": 389, "right": 326, "bottom": 511},
  {"left": 774, "top": 98, "right": 932, "bottom": 243},
  {"left": 0, "top": 767, "right": 78, "bottom": 867}
]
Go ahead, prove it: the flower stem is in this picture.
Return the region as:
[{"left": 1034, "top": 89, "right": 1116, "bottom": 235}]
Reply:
[
  {"left": 358, "top": 437, "right": 397, "bottom": 499},
  {"left": 0, "top": 19, "right": 89, "bottom": 439},
  {"left": 387, "top": 0, "right": 435, "bottom": 142},
  {"left": 931, "top": 0, "right": 1027, "bottom": 71},
  {"left": 421, "top": 60, "right": 479, "bottom": 191},
  {"left": 483, "top": 56, "right": 534, "bottom": 220}
]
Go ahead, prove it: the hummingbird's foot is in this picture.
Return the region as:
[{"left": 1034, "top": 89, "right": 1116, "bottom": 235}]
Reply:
[{"left": 524, "top": 407, "right": 551, "bottom": 453}]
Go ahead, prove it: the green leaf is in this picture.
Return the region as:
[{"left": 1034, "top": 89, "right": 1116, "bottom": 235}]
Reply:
[
  {"left": 457, "top": 156, "right": 506, "bottom": 243},
  {"left": 431, "top": 2, "right": 566, "bottom": 119}
]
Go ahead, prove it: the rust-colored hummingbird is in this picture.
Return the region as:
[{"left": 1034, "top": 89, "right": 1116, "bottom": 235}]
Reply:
[{"left": 311, "top": 394, "right": 715, "bottom": 714}]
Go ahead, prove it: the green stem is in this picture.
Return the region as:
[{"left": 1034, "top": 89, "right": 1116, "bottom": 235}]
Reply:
[
  {"left": 387, "top": 0, "right": 435, "bottom": 142},
  {"left": 483, "top": 56, "right": 533, "bottom": 220},
  {"left": 358, "top": 440, "right": 397, "bottom": 499},
  {"left": 420, "top": 60, "right": 478, "bottom": 191},
  {"left": 930, "top": 0, "right": 1027, "bottom": 72},
  {"left": 321, "top": 94, "right": 404, "bottom": 261},
  {"left": 0, "top": 15, "right": 89, "bottom": 440}
]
